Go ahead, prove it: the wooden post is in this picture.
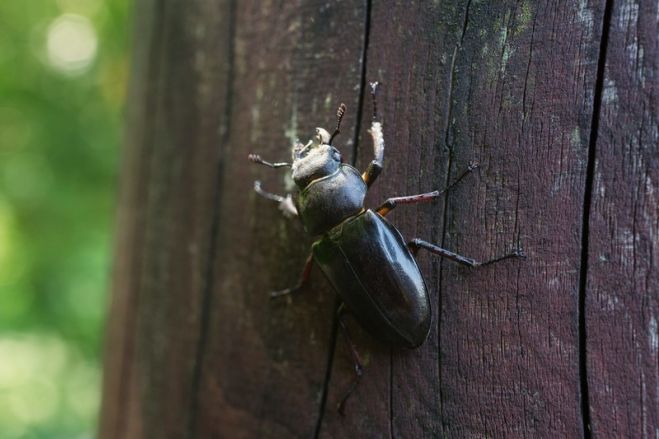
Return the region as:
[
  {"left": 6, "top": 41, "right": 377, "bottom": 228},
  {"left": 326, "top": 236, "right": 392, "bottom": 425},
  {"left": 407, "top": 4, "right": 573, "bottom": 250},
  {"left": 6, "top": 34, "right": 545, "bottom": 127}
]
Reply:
[{"left": 100, "top": 1, "right": 658, "bottom": 437}]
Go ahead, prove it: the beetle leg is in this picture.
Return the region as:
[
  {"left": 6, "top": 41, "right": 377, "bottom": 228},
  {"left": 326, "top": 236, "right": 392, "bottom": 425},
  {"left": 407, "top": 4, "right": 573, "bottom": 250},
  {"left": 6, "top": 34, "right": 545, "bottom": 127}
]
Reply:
[
  {"left": 376, "top": 190, "right": 441, "bottom": 217},
  {"left": 247, "top": 153, "right": 292, "bottom": 168},
  {"left": 336, "top": 303, "right": 364, "bottom": 416},
  {"left": 253, "top": 181, "right": 298, "bottom": 218},
  {"left": 407, "top": 238, "right": 525, "bottom": 267},
  {"left": 376, "top": 161, "right": 479, "bottom": 216},
  {"left": 362, "top": 82, "right": 384, "bottom": 188},
  {"left": 270, "top": 253, "right": 313, "bottom": 298}
]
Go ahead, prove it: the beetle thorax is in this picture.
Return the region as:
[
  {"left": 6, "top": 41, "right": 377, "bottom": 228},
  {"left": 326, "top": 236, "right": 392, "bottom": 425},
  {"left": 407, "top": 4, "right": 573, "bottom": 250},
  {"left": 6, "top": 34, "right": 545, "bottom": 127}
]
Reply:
[{"left": 291, "top": 127, "right": 342, "bottom": 188}]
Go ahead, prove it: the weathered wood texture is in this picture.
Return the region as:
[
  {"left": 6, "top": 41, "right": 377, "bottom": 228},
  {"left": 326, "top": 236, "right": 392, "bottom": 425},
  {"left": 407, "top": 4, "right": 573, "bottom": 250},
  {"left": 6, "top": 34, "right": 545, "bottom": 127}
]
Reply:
[
  {"left": 586, "top": 0, "right": 658, "bottom": 437},
  {"left": 99, "top": 0, "right": 658, "bottom": 437}
]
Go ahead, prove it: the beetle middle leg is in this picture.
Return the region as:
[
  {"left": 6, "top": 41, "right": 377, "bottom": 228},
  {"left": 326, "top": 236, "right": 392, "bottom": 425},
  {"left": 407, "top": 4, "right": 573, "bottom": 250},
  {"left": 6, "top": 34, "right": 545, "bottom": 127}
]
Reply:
[
  {"left": 376, "top": 161, "right": 479, "bottom": 216},
  {"left": 335, "top": 303, "right": 364, "bottom": 416},
  {"left": 407, "top": 238, "right": 525, "bottom": 267},
  {"left": 376, "top": 190, "right": 442, "bottom": 217}
]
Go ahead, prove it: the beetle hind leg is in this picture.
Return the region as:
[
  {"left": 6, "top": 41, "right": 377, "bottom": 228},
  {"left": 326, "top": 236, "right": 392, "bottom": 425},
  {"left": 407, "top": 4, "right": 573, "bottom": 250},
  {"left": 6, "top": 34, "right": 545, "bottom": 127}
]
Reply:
[
  {"left": 408, "top": 238, "right": 525, "bottom": 267},
  {"left": 270, "top": 253, "right": 313, "bottom": 298}
]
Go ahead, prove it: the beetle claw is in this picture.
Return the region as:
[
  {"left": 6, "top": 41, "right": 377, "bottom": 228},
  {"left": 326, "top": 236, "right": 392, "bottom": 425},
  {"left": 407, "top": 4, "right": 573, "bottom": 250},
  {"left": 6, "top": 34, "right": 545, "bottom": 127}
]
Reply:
[{"left": 278, "top": 194, "right": 298, "bottom": 218}]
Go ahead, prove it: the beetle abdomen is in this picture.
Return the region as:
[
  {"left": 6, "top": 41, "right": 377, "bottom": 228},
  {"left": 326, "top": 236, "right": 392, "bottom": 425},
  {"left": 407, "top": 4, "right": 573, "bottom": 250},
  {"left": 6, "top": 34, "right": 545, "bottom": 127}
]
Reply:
[
  {"left": 312, "top": 210, "right": 431, "bottom": 348},
  {"left": 297, "top": 164, "right": 367, "bottom": 236}
]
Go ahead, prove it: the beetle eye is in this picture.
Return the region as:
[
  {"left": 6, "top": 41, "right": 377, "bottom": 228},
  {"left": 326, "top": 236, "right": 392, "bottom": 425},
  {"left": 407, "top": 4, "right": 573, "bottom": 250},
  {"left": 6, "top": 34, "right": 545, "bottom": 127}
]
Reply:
[{"left": 331, "top": 147, "right": 341, "bottom": 162}]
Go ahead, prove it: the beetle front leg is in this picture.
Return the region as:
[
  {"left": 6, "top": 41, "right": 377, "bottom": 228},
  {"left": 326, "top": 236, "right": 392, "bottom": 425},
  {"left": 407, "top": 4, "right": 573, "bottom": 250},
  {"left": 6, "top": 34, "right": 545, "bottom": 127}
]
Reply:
[
  {"left": 270, "top": 253, "right": 313, "bottom": 298},
  {"left": 253, "top": 181, "right": 298, "bottom": 218},
  {"left": 362, "top": 82, "right": 384, "bottom": 188},
  {"left": 336, "top": 303, "right": 364, "bottom": 416},
  {"left": 407, "top": 238, "right": 525, "bottom": 267}
]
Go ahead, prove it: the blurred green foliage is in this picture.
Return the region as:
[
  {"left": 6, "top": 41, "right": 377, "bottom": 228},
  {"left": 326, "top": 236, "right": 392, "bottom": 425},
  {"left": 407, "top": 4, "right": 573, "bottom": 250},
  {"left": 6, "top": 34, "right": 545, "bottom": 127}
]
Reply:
[{"left": 0, "top": 0, "right": 131, "bottom": 437}]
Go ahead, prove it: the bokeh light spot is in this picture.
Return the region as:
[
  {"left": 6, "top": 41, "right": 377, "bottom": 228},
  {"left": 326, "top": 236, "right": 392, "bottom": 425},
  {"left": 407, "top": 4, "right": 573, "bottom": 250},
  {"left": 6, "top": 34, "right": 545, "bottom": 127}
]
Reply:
[
  {"left": 0, "top": 335, "right": 71, "bottom": 428},
  {"left": 65, "top": 361, "right": 101, "bottom": 419},
  {"left": 8, "top": 378, "right": 59, "bottom": 424},
  {"left": 46, "top": 14, "right": 98, "bottom": 75}
]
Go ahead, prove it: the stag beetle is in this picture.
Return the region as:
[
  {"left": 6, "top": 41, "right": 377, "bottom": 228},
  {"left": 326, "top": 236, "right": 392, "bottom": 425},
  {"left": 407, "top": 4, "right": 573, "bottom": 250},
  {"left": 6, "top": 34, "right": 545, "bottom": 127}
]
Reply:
[{"left": 248, "top": 83, "right": 523, "bottom": 413}]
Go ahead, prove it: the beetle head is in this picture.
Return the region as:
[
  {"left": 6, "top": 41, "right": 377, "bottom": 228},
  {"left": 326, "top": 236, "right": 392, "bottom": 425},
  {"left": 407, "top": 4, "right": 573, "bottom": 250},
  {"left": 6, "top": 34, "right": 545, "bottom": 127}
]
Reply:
[{"left": 291, "top": 127, "right": 342, "bottom": 188}]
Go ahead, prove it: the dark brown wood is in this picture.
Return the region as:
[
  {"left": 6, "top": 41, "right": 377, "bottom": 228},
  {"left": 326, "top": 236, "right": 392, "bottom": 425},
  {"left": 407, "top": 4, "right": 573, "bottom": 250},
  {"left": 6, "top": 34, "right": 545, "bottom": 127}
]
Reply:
[
  {"left": 586, "top": 0, "right": 658, "bottom": 436},
  {"left": 99, "top": 1, "right": 657, "bottom": 438},
  {"left": 100, "top": 0, "right": 235, "bottom": 437},
  {"left": 429, "top": 1, "right": 607, "bottom": 436},
  {"left": 99, "top": 0, "right": 161, "bottom": 436}
]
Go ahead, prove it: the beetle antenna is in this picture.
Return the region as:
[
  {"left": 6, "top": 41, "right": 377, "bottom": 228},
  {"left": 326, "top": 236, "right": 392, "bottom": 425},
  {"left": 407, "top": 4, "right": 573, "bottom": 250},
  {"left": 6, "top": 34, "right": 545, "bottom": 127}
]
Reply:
[
  {"left": 329, "top": 103, "right": 347, "bottom": 144},
  {"left": 369, "top": 81, "right": 379, "bottom": 121}
]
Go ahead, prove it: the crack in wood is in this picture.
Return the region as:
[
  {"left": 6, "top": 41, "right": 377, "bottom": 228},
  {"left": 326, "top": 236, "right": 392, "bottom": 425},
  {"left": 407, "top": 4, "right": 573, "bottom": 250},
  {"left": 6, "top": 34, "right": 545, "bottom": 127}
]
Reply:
[
  {"left": 521, "top": 16, "right": 537, "bottom": 120},
  {"left": 578, "top": 1, "right": 615, "bottom": 438},
  {"left": 312, "top": 302, "right": 340, "bottom": 439},
  {"left": 186, "top": 1, "right": 237, "bottom": 437}
]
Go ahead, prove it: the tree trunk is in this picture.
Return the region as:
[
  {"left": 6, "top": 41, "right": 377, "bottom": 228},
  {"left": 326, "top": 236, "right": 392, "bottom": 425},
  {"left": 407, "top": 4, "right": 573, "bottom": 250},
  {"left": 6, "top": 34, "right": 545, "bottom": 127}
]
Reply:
[{"left": 99, "top": 0, "right": 658, "bottom": 437}]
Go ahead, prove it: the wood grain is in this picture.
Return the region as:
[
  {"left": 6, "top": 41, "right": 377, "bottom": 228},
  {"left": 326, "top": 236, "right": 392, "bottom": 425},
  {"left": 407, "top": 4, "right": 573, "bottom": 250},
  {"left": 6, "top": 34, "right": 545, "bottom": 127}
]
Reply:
[
  {"left": 98, "top": 0, "right": 161, "bottom": 436},
  {"left": 100, "top": 0, "right": 235, "bottom": 437},
  {"left": 585, "top": 0, "right": 658, "bottom": 436},
  {"left": 435, "top": 1, "right": 607, "bottom": 436}
]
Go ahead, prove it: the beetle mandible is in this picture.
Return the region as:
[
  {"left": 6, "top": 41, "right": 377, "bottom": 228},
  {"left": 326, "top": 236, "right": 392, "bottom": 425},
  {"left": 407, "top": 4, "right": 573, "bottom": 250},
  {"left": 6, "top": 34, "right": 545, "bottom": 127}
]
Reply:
[{"left": 248, "top": 82, "right": 524, "bottom": 413}]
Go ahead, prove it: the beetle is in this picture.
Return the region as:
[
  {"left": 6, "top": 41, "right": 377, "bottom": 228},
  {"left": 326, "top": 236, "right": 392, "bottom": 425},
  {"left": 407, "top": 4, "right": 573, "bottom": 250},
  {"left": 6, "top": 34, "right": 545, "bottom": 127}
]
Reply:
[{"left": 248, "top": 82, "right": 523, "bottom": 413}]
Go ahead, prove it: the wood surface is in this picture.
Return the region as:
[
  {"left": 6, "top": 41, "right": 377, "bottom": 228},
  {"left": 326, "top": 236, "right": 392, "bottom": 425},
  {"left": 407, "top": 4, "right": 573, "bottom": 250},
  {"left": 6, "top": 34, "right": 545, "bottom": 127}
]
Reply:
[
  {"left": 99, "top": 0, "right": 658, "bottom": 437},
  {"left": 585, "top": 0, "right": 658, "bottom": 437}
]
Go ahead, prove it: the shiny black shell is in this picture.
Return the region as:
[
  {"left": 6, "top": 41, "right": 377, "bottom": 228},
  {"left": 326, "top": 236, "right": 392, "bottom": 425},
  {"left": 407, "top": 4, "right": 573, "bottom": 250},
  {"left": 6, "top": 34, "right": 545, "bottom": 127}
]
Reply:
[
  {"left": 297, "top": 164, "right": 367, "bottom": 236},
  {"left": 312, "top": 209, "right": 431, "bottom": 348}
]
